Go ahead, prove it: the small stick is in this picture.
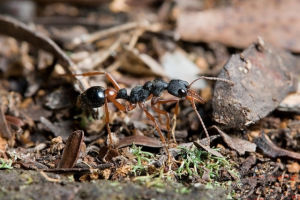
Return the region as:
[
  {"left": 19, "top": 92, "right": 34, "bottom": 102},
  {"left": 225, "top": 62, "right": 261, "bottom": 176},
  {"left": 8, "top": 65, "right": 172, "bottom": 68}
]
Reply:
[{"left": 71, "top": 22, "right": 138, "bottom": 47}]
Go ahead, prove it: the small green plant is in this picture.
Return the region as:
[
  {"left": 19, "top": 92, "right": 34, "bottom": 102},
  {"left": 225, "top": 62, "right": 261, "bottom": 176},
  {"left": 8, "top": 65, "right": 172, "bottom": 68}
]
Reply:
[
  {"left": 0, "top": 159, "right": 13, "bottom": 169},
  {"left": 130, "top": 145, "right": 155, "bottom": 175},
  {"left": 176, "top": 145, "right": 239, "bottom": 198},
  {"left": 176, "top": 146, "right": 238, "bottom": 181}
]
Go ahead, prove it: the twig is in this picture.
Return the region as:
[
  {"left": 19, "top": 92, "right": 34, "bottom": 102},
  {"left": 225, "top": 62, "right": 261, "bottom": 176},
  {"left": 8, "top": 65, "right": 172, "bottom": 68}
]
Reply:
[
  {"left": 70, "top": 22, "right": 138, "bottom": 47},
  {"left": 77, "top": 36, "right": 122, "bottom": 70},
  {"left": 255, "top": 132, "right": 300, "bottom": 160},
  {"left": 40, "top": 171, "right": 61, "bottom": 183}
]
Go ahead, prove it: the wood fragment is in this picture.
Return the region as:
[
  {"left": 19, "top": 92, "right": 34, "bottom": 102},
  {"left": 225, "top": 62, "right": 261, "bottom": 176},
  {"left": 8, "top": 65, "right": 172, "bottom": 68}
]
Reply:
[{"left": 57, "top": 130, "right": 84, "bottom": 168}]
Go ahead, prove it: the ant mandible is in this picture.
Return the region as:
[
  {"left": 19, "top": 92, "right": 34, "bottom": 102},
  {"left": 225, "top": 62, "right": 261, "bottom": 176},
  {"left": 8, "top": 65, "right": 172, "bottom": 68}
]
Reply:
[{"left": 74, "top": 71, "right": 233, "bottom": 156}]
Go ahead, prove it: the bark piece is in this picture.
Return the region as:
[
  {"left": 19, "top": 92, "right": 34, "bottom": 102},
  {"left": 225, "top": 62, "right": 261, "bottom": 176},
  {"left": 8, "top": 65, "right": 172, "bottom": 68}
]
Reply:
[
  {"left": 176, "top": 0, "right": 300, "bottom": 52},
  {"left": 212, "top": 40, "right": 298, "bottom": 129}
]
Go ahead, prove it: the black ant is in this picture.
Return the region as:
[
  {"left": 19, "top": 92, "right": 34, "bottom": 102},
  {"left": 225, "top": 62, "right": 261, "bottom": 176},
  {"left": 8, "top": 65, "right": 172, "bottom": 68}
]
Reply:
[{"left": 75, "top": 71, "right": 233, "bottom": 158}]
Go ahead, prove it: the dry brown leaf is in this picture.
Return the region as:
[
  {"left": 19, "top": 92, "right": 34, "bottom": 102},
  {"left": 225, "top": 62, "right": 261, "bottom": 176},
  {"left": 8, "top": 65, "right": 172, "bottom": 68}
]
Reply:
[
  {"left": 117, "top": 135, "right": 162, "bottom": 149},
  {"left": 212, "top": 126, "right": 256, "bottom": 155},
  {"left": 177, "top": 0, "right": 300, "bottom": 52}
]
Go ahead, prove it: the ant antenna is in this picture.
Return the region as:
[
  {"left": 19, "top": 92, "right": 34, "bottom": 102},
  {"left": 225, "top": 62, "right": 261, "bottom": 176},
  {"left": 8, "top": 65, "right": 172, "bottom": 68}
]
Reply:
[{"left": 188, "top": 76, "right": 234, "bottom": 88}]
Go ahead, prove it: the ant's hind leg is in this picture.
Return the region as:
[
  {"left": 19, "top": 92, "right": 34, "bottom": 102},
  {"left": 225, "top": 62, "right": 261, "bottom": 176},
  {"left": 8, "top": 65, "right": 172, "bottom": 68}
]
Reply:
[
  {"left": 138, "top": 103, "right": 171, "bottom": 163},
  {"left": 104, "top": 98, "right": 113, "bottom": 147},
  {"left": 72, "top": 71, "right": 121, "bottom": 91}
]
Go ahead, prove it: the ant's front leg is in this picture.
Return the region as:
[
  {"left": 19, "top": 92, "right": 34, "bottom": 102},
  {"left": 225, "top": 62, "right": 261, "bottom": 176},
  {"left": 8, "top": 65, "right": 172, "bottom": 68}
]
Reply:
[
  {"left": 186, "top": 94, "right": 210, "bottom": 145},
  {"left": 151, "top": 97, "right": 179, "bottom": 143}
]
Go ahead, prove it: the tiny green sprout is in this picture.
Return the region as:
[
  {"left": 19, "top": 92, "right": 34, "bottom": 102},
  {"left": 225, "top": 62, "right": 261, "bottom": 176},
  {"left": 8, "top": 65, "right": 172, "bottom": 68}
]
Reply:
[
  {"left": 0, "top": 159, "right": 13, "bottom": 169},
  {"left": 130, "top": 144, "right": 154, "bottom": 175}
]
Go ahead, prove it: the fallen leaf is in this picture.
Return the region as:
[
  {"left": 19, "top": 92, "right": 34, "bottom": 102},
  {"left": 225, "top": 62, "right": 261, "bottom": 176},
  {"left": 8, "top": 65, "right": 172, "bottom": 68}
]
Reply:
[
  {"left": 177, "top": 0, "right": 300, "bottom": 52},
  {"left": 212, "top": 126, "right": 256, "bottom": 155},
  {"left": 116, "top": 135, "right": 162, "bottom": 149}
]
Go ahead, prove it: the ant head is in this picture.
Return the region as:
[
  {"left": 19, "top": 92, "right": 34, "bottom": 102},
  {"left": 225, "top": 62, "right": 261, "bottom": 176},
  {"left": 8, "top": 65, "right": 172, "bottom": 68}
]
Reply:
[
  {"left": 80, "top": 86, "right": 106, "bottom": 108},
  {"left": 167, "top": 80, "right": 189, "bottom": 98}
]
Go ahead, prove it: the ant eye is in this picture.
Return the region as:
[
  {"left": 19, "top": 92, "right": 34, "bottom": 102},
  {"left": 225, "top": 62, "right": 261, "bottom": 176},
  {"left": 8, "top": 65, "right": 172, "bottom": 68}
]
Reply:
[{"left": 178, "top": 89, "right": 187, "bottom": 97}]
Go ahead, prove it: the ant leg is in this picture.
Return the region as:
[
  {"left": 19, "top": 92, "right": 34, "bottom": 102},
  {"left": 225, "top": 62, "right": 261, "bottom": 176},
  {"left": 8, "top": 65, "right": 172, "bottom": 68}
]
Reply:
[
  {"left": 188, "top": 97, "right": 210, "bottom": 145},
  {"left": 73, "top": 71, "right": 121, "bottom": 91},
  {"left": 151, "top": 98, "right": 179, "bottom": 143},
  {"left": 138, "top": 102, "right": 170, "bottom": 161},
  {"left": 104, "top": 98, "right": 113, "bottom": 147}
]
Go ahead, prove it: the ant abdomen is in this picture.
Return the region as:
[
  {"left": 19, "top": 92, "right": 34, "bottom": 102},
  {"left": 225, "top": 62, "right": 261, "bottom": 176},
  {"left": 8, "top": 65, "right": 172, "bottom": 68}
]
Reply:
[{"left": 80, "top": 86, "right": 106, "bottom": 108}]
